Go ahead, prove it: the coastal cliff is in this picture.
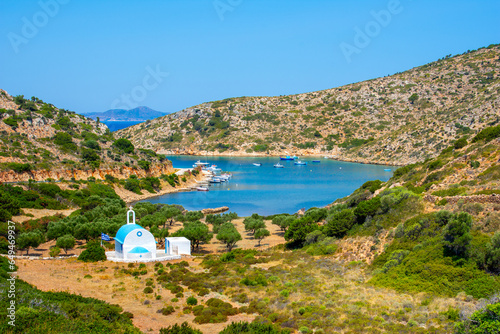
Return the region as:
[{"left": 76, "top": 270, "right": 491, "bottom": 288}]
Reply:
[{"left": 0, "top": 162, "right": 174, "bottom": 183}]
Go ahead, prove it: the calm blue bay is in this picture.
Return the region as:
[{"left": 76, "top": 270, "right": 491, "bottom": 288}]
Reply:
[{"left": 141, "top": 156, "right": 395, "bottom": 217}]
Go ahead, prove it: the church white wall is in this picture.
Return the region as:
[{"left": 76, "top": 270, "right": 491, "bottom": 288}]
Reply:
[{"left": 122, "top": 228, "right": 157, "bottom": 259}]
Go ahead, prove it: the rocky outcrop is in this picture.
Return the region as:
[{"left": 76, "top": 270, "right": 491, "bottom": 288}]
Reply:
[
  {"left": 201, "top": 206, "right": 229, "bottom": 215},
  {"left": 0, "top": 162, "right": 174, "bottom": 183}
]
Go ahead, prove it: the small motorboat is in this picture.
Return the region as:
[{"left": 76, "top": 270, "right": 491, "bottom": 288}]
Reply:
[
  {"left": 209, "top": 178, "right": 221, "bottom": 183},
  {"left": 294, "top": 160, "right": 307, "bottom": 166},
  {"left": 206, "top": 164, "right": 222, "bottom": 172},
  {"left": 312, "top": 160, "right": 320, "bottom": 163},
  {"left": 196, "top": 187, "right": 209, "bottom": 191},
  {"left": 280, "top": 156, "right": 294, "bottom": 161},
  {"left": 253, "top": 163, "right": 262, "bottom": 167},
  {"left": 384, "top": 169, "right": 392, "bottom": 172},
  {"left": 274, "top": 163, "right": 284, "bottom": 168},
  {"left": 193, "top": 160, "right": 210, "bottom": 168}
]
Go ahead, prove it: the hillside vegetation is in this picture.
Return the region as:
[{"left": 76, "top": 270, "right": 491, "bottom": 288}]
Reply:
[
  {"left": 0, "top": 91, "right": 168, "bottom": 176},
  {"left": 117, "top": 44, "right": 500, "bottom": 165}
]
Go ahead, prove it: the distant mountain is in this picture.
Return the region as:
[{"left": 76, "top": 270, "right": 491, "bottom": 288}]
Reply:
[{"left": 84, "top": 106, "right": 168, "bottom": 121}]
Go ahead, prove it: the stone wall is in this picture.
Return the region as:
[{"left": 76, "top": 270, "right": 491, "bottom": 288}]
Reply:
[{"left": 424, "top": 194, "right": 500, "bottom": 205}]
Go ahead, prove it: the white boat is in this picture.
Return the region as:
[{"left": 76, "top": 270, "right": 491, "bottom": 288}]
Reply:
[
  {"left": 294, "top": 160, "right": 307, "bottom": 166},
  {"left": 193, "top": 160, "right": 210, "bottom": 168},
  {"left": 274, "top": 163, "right": 284, "bottom": 168},
  {"left": 205, "top": 165, "right": 222, "bottom": 173},
  {"left": 253, "top": 163, "right": 262, "bottom": 167},
  {"left": 209, "top": 178, "right": 221, "bottom": 183},
  {"left": 196, "top": 187, "right": 209, "bottom": 191}
]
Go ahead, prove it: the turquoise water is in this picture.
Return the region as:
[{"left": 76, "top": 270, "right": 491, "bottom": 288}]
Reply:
[
  {"left": 104, "top": 121, "right": 143, "bottom": 132},
  {"left": 142, "top": 156, "right": 394, "bottom": 217}
]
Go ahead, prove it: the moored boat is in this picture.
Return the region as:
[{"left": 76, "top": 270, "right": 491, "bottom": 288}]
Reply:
[
  {"left": 274, "top": 163, "right": 284, "bottom": 168},
  {"left": 193, "top": 160, "right": 210, "bottom": 168},
  {"left": 280, "top": 156, "right": 294, "bottom": 161},
  {"left": 294, "top": 160, "right": 307, "bottom": 166},
  {"left": 384, "top": 168, "right": 392, "bottom": 172},
  {"left": 196, "top": 187, "right": 209, "bottom": 191},
  {"left": 312, "top": 160, "right": 320, "bottom": 163},
  {"left": 253, "top": 163, "right": 262, "bottom": 166}
]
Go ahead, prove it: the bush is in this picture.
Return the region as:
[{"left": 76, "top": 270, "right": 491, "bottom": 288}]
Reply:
[
  {"left": 143, "top": 287, "right": 154, "bottom": 294},
  {"left": 49, "top": 246, "right": 61, "bottom": 257},
  {"left": 8, "top": 162, "right": 32, "bottom": 173},
  {"left": 159, "top": 306, "right": 175, "bottom": 315},
  {"left": 360, "top": 180, "right": 383, "bottom": 193},
  {"left": 472, "top": 124, "right": 500, "bottom": 143},
  {"left": 187, "top": 296, "right": 198, "bottom": 306},
  {"left": 454, "top": 301, "right": 500, "bottom": 334},
  {"left": 486, "top": 232, "right": 500, "bottom": 274},
  {"left": 138, "top": 160, "right": 151, "bottom": 170},
  {"left": 443, "top": 212, "right": 473, "bottom": 257},
  {"left": 454, "top": 137, "right": 468, "bottom": 149},
  {"left": 219, "top": 322, "right": 289, "bottom": 334},
  {"left": 325, "top": 209, "right": 356, "bottom": 238},
  {"left": 78, "top": 243, "right": 106, "bottom": 262},
  {"left": 113, "top": 138, "right": 135, "bottom": 153},
  {"left": 159, "top": 322, "right": 202, "bottom": 334}
]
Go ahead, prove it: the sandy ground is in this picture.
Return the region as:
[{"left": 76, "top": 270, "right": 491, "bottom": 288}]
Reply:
[
  {"left": 17, "top": 257, "right": 255, "bottom": 334},
  {"left": 12, "top": 208, "right": 77, "bottom": 224}
]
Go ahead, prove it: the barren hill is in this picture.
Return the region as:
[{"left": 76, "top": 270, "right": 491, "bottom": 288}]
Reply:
[{"left": 116, "top": 44, "right": 500, "bottom": 165}]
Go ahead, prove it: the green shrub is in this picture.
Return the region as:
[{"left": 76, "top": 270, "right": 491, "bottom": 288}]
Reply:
[
  {"left": 143, "top": 287, "right": 153, "bottom": 294},
  {"left": 187, "top": 296, "right": 198, "bottom": 305},
  {"left": 360, "top": 180, "right": 383, "bottom": 193},
  {"left": 280, "top": 289, "right": 289, "bottom": 298},
  {"left": 113, "top": 138, "right": 135, "bottom": 153},
  {"left": 472, "top": 124, "right": 500, "bottom": 143},
  {"left": 454, "top": 137, "right": 468, "bottom": 149},
  {"left": 8, "top": 162, "right": 32, "bottom": 173},
  {"left": 159, "top": 306, "right": 175, "bottom": 315},
  {"left": 159, "top": 322, "right": 202, "bottom": 334},
  {"left": 78, "top": 243, "right": 106, "bottom": 262},
  {"left": 219, "top": 322, "right": 290, "bottom": 334},
  {"left": 454, "top": 301, "right": 500, "bottom": 334}
]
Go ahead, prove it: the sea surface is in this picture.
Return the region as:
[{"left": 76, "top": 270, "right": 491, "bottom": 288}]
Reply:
[
  {"left": 141, "top": 156, "right": 395, "bottom": 217},
  {"left": 103, "top": 121, "right": 144, "bottom": 132}
]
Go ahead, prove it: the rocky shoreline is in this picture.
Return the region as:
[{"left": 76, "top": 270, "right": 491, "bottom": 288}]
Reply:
[{"left": 157, "top": 150, "right": 404, "bottom": 166}]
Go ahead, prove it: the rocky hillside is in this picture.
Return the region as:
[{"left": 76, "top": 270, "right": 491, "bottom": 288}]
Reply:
[
  {"left": 0, "top": 91, "right": 173, "bottom": 181},
  {"left": 116, "top": 44, "right": 500, "bottom": 165},
  {"left": 383, "top": 124, "right": 500, "bottom": 210}
]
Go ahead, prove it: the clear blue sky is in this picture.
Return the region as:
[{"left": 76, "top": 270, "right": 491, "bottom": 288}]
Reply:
[{"left": 1, "top": 0, "right": 499, "bottom": 114}]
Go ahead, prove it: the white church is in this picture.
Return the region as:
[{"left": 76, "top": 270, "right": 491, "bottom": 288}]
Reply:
[{"left": 105, "top": 207, "right": 190, "bottom": 263}]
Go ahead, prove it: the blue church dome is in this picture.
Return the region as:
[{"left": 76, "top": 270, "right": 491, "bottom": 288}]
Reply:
[
  {"left": 129, "top": 246, "right": 150, "bottom": 254},
  {"left": 115, "top": 224, "right": 144, "bottom": 244}
]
